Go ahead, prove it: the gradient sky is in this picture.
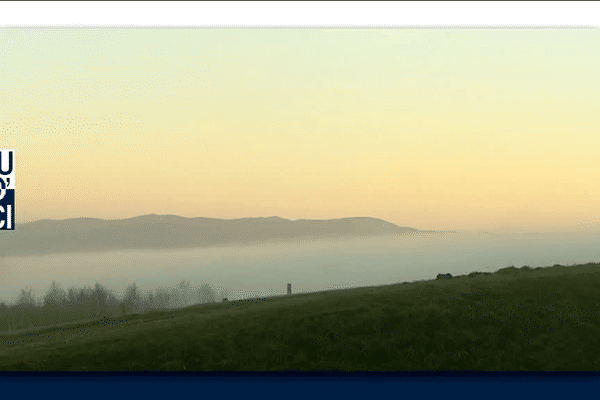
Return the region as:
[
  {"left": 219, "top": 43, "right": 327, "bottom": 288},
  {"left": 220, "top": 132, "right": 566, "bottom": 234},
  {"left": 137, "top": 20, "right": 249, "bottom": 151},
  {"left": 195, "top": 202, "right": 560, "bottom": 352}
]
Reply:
[{"left": 1, "top": 28, "right": 598, "bottom": 233}]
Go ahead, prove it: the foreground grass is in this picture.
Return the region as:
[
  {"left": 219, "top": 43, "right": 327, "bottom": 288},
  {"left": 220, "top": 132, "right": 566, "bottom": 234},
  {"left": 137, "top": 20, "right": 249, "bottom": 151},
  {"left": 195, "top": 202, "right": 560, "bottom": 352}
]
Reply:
[{"left": 1, "top": 262, "right": 599, "bottom": 371}]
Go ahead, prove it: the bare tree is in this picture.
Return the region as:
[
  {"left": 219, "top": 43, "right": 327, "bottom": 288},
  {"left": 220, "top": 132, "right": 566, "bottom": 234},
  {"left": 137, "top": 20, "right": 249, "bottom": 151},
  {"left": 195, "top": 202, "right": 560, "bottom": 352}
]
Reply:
[
  {"left": 198, "top": 283, "right": 217, "bottom": 304},
  {"left": 17, "top": 287, "right": 36, "bottom": 307},
  {"left": 15, "top": 287, "right": 36, "bottom": 329},
  {"left": 175, "top": 280, "right": 192, "bottom": 307},
  {"left": 122, "top": 283, "right": 141, "bottom": 314},
  {"left": 91, "top": 283, "right": 111, "bottom": 317},
  {"left": 147, "top": 292, "right": 155, "bottom": 310},
  {"left": 43, "top": 280, "right": 68, "bottom": 323},
  {"left": 67, "top": 287, "right": 77, "bottom": 306},
  {"left": 43, "top": 281, "right": 67, "bottom": 306},
  {"left": 154, "top": 291, "right": 170, "bottom": 310}
]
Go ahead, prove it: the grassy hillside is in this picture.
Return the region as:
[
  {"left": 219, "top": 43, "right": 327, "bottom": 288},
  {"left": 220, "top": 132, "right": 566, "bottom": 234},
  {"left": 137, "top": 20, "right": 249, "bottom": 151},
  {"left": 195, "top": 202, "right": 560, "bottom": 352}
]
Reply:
[{"left": 1, "top": 262, "right": 599, "bottom": 371}]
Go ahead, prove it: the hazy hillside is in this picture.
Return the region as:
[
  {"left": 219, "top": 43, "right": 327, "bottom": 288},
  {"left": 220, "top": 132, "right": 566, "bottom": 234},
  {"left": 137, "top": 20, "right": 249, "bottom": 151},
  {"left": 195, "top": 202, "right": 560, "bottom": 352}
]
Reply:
[{"left": 0, "top": 215, "right": 455, "bottom": 257}]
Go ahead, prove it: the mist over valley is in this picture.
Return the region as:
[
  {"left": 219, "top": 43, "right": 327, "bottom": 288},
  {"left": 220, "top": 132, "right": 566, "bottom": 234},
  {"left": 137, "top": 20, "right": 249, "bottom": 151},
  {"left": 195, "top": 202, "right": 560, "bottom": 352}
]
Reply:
[{"left": 1, "top": 214, "right": 598, "bottom": 305}]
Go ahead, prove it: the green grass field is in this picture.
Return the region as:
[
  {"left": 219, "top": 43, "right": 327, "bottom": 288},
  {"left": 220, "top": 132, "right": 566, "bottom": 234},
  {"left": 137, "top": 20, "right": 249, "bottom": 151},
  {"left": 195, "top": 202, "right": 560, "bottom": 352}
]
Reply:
[{"left": 1, "top": 262, "right": 599, "bottom": 371}]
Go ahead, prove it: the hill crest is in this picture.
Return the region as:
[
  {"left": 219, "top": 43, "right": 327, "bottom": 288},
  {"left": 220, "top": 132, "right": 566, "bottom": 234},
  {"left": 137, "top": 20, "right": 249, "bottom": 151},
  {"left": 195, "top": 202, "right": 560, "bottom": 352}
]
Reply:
[{"left": 2, "top": 215, "right": 454, "bottom": 257}]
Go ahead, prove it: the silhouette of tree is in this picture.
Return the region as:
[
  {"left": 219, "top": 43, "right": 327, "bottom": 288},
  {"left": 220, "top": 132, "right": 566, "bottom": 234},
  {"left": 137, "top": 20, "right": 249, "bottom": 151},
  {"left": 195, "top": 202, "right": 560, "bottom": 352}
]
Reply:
[
  {"left": 43, "top": 280, "right": 68, "bottom": 324},
  {"left": 14, "top": 287, "right": 36, "bottom": 329},
  {"left": 122, "top": 283, "right": 141, "bottom": 314},
  {"left": 148, "top": 292, "right": 155, "bottom": 310},
  {"left": 43, "top": 281, "right": 67, "bottom": 306},
  {"left": 154, "top": 291, "right": 170, "bottom": 310},
  {"left": 67, "top": 287, "right": 77, "bottom": 306},
  {"left": 17, "top": 287, "right": 36, "bottom": 307},
  {"left": 172, "top": 280, "right": 192, "bottom": 307},
  {"left": 198, "top": 283, "right": 217, "bottom": 304},
  {"left": 91, "top": 283, "right": 113, "bottom": 318}
]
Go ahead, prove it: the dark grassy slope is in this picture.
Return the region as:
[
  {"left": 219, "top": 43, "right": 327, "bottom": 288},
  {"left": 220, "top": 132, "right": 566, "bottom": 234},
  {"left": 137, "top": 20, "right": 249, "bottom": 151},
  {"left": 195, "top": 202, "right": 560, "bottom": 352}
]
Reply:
[{"left": 1, "top": 262, "right": 599, "bottom": 371}]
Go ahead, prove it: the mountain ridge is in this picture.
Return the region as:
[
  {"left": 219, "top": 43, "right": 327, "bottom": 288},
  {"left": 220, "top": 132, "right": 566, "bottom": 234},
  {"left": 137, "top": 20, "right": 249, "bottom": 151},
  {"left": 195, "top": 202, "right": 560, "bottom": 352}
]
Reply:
[{"left": 1, "top": 214, "right": 457, "bottom": 257}]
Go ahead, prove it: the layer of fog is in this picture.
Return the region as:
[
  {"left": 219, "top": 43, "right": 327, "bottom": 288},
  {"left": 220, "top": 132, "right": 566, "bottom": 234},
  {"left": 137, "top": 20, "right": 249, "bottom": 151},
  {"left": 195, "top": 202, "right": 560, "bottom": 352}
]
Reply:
[{"left": 1, "top": 230, "right": 599, "bottom": 305}]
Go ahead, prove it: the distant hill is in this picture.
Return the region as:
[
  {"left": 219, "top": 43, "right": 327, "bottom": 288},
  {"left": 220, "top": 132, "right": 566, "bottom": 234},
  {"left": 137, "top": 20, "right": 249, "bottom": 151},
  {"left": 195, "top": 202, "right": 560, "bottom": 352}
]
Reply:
[{"left": 0, "top": 214, "right": 456, "bottom": 257}]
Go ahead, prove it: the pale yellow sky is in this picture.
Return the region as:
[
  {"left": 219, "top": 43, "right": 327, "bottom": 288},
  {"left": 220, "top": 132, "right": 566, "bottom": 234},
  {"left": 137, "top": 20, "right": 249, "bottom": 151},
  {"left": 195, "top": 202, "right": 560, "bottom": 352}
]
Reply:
[{"left": 1, "top": 29, "right": 598, "bottom": 233}]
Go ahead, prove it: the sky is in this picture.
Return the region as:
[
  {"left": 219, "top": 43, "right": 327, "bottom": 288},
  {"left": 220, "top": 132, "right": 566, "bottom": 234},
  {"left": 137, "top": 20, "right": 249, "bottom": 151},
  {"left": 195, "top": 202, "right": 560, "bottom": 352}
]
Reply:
[{"left": 1, "top": 28, "right": 599, "bottom": 233}]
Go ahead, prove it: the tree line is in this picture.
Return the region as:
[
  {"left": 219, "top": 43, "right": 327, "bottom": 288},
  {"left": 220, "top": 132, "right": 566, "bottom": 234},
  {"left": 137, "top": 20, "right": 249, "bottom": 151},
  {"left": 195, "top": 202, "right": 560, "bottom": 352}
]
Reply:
[{"left": 0, "top": 280, "right": 229, "bottom": 333}]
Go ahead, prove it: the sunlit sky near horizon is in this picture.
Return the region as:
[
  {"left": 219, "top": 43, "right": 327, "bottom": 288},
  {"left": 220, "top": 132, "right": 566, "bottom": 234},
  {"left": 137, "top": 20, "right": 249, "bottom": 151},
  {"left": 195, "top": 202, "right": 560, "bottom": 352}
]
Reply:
[{"left": 1, "top": 28, "right": 599, "bottom": 233}]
